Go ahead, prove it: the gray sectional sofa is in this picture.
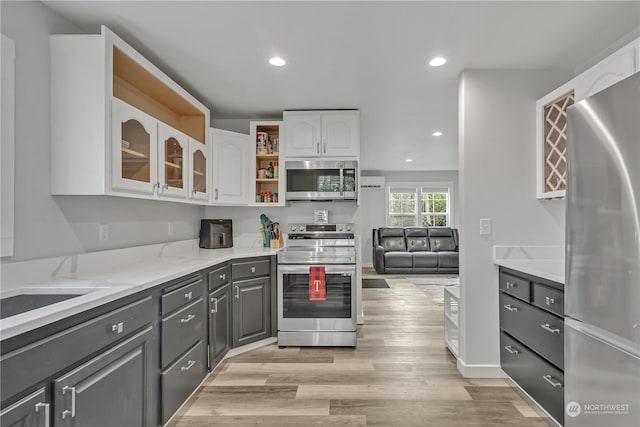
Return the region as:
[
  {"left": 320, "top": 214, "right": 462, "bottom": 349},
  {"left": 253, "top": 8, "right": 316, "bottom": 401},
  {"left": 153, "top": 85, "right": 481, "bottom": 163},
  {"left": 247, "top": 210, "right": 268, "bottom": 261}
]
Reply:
[{"left": 372, "top": 227, "right": 459, "bottom": 274}]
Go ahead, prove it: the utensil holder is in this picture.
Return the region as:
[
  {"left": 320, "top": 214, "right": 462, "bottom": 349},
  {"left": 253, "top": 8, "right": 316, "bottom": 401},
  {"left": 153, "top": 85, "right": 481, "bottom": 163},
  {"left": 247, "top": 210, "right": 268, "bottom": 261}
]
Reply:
[{"left": 270, "top": 235, "right": 283, "bottom": 249}]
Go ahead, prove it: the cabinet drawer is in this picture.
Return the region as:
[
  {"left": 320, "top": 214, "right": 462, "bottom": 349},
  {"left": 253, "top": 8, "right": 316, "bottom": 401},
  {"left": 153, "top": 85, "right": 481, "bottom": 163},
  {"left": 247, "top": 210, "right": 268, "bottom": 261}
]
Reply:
[
  {"left": 161, "top": 340, "right": 206, "bottom": 424},
  {"left": 501, "top": 332, "right": 564, "bottom": 424},
  {"left": 500, "top": 293, "right": 564, "bottom": 369},
  {"left": 499, "top": 272, "right": 530, "bottom": 301},
  {"left": 0, "top": 388, "right": 47, "bottom": 427},
  {"left": 232, "top": 259, "right": 270, "bottom": 280},
  {"left": 208, "top": 264, "right": 231, "bottom": 291},
  {"left": 161, "top": 276, "right": 204, "bottom": 315},
  {"left": 161, "top": 298, "right": 205, "bottom": 367},
  {"left": 532, "top": 283, "right": 564, "bottom": 317},
  {"left": 1, "top": 296, "right": 153, "bottom": 402}
]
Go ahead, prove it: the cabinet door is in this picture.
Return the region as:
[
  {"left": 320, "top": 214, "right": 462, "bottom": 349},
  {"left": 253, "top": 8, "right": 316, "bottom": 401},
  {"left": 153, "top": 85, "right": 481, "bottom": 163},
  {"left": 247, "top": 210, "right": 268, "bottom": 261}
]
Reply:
[
  {"left": 189, "top": 140, "right": 210, "bottom": 202},
  {"left": 321, "top": 111, "right": 359, "bottom": 157},
  {"left": 232, "top": 277, "right": 270, "bottom": 347},
  {"left": 574, "top": 41, "right": 638, "bottom": 100},
  {"left": 54, "top": 326, "right": 153, "bottom": 427},
  {"left": 0, "top": 388, "right": 49, "bottom": 427},
  {"left": 158, "top": 123, "right": 188, "bottom": 199},
  {"left": 283, "top": 112, "right": 321, "bottom": 157},
  {"left": 112, "top": 99, "right": 158, "bottom": 194},
  {"left": 211, "top": 129, "right": 249, "bottom": 205},
  {"left": 209, "top": 284, "right": 231, "bottom": 366}
]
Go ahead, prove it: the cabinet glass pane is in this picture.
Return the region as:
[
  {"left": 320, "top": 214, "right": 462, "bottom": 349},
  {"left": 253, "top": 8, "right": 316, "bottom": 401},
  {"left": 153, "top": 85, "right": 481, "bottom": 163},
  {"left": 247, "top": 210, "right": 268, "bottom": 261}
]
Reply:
[
  {"left": 121, "top": 119, "right": 150, "bottom": 183},
  {"left": 164, "top": 137, "right": 183, "bottom": 189},
  {"left": 193, "top": 150, "right": 206, "bottom": 193}
]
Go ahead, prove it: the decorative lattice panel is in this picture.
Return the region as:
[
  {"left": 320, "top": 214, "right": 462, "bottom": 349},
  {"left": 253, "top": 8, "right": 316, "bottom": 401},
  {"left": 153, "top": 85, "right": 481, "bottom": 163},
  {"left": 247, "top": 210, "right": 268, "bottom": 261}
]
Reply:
[{"left": 543, "top": 91, "right": 574, "bottom": 193}]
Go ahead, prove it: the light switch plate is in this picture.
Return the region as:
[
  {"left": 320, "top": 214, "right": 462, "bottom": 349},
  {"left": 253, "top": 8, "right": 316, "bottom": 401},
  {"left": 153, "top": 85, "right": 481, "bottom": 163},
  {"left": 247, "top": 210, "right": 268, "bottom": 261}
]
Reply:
[
  {"left": 480, "top": 218, "right": 491, "bottom": 235},
  {"left": 99, "top": 224, "right": 109, "bottom": 241}
]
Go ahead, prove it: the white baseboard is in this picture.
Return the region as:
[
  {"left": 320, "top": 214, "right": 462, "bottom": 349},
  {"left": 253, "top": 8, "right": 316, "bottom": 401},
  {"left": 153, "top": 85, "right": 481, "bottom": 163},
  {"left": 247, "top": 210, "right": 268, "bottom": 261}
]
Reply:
[
  {"left": 456, "top": 358, "right": 505, "bottom": 378},
  {"left": 223, "top": 337, "right": 277, "bottom": 359}
]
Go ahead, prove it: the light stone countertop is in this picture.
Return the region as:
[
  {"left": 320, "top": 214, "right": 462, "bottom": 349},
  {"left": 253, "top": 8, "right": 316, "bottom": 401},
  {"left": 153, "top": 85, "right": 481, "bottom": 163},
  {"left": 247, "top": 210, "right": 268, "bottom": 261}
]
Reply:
[
  {"left": 493, "top": 245, "right": 565, "bottom": 284},
  {"left": 0, "top": 239, "right": 280, "bottom": 340}
]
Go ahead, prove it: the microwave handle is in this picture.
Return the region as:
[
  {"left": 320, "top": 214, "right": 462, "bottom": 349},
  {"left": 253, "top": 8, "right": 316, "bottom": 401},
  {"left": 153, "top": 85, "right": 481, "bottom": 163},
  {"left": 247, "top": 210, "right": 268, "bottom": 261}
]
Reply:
[{"left": 339, "top": 165, "right": 344, "bottom": 196}]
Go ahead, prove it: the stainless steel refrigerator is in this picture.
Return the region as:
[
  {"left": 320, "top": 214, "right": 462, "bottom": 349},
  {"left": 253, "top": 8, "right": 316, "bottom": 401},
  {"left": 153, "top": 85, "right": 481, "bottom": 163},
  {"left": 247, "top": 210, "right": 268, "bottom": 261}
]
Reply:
[{"left": 565, "top": 71, "right": 640, "bottom": 427}]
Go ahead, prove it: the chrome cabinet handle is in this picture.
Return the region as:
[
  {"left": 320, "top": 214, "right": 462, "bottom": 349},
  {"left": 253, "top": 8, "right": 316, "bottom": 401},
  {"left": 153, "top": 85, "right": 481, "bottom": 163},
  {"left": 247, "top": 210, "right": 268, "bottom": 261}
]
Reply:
[
  {"left": 543, "top": 375, "right": 563, "bottom": 388},
  {"left": 251, "top": 266, "right": 256, "bottom": 273},
  {"left": 192, "top": 190, "right": 197, "bottom": 195},
  {"left": 215, "top": 188, "right": 219, "bottom": 200},
  {"left": 316, "top": 142, "right": 320, "bottom": 154},
  {"left": 503, "top": 304, "right": 518, "bottom": 312},
  {"left": 220, "top": 273, "right": 226, "bottom": 280},
  {"left": 111, "top": 322, "right": 124, "bottom": 334},
  {"left": 35, "top": 402, "right": 50, "bottom": 427},
  {"left": 545, "top": 296, "right": 555, "bottom": 305},
  {"left": 180, "top": 314, "right": 195, "bottom": 324},
  {"left": 323, "top": 142, "right": 327, "bottom": 154},
  {"left": 181, "top": 360, "right": 196, "bottom": 372},
  {"left": 504, "top": 345, "right": 519, "bottom": 355},
  {"left": 185, "top": 291, "right": 193, "bottom": 300},
  {"left": 505, "top": 281, "right": 516, "bottom": 289},
  {"left": 541, "top": 324, "right": 561, "bottom": 334},
  {"left": 62, "top": 386, "right": 76, "bottom": 419},
  {"left": 163, "top": 184, "right": 169, "bottom": 190},
  {"left": 210, "top": 297, "right": 218, "bottom": 314},
  {"left": 235, "top": 286, "right": 240, "bottom": 299}
]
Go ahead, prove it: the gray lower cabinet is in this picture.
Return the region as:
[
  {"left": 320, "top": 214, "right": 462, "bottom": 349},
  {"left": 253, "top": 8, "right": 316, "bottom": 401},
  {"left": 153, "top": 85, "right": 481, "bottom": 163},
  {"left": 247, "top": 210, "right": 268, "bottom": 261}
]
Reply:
[
  {"left": 232, "top": 276, "right": 271, "bottom": 347},
  {"left": 0, "top": 388, "right": 49, "bottom": 427},
  {"left": 209, "top": 283, "right": 231, "bottom": 367},
  {"left": 54, "top": 326, "right": 154, "bottom": 427},
  {"left": 498, "top": 267, "right": 565, "bottom": 425}
]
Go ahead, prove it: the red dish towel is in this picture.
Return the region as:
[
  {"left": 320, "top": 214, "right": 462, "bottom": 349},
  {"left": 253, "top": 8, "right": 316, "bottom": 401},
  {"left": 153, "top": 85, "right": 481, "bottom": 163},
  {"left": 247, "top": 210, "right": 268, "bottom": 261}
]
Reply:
[{"left": 309, "top": 266, "right": 327, "bottom": 301}]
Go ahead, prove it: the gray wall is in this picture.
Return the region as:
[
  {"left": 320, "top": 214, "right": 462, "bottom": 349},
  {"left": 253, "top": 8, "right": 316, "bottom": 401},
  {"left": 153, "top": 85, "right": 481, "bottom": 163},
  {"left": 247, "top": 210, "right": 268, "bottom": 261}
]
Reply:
[
  {"left": 457, "top": 70, "right": 567, "bottom": 373},
  {"left": 0, "top": 1, "right": 204, "bottom": 262},
  {"left": 360, "top": 170, "right": 458, "bottom": 266}
]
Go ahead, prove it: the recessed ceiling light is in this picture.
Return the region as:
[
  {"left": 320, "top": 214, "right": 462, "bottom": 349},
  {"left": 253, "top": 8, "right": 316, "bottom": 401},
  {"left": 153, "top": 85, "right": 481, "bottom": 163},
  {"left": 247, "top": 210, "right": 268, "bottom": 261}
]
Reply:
[
  {"left": 269, "top": 57, "right": 286, "bottom": 67},
  {"left": 428, "top": 57, "right": 447, "bottom": 67},
  {"left": 432, "top": 131, "right": 443, "bottom": 137},
  {"left": 405, "top": 159, "right": 413, "bottom": 163}
]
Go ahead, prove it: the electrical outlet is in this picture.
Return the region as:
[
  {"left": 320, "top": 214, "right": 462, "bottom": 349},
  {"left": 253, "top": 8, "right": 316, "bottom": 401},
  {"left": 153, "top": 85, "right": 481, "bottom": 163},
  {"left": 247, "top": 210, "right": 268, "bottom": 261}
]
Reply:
[
  {"left": 99, "top": 224, "right": 109, "bottom": 241},
  {"left": 168, "top": 222, "right": 174, "bottom": 236},
  {"left": 480, "top": 218, "right": 491, "bottom": 236}
]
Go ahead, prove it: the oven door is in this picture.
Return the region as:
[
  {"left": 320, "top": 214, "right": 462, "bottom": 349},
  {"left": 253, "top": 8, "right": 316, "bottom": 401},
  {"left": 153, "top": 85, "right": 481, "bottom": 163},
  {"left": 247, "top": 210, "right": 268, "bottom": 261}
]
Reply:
[{"left": 278, "top": 264, "right": 356, "bottom": 331}]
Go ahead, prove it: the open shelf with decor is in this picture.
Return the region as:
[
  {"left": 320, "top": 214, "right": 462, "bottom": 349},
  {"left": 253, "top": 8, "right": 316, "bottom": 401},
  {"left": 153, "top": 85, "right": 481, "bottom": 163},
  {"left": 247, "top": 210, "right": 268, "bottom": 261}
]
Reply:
[{"left": 249, "top": 121, "right": 285, "bottom": 206}]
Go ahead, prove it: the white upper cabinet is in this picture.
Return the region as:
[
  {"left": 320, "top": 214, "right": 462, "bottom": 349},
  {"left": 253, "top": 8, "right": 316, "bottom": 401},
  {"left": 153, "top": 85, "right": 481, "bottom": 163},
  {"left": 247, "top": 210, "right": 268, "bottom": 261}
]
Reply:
[
  {"left": 211, "top": 128, "right": 250, "bottom": 206},
  {"left": 283, "top": 111, "right": 359, "bottom": 158},
  {"left": 574, "top": 39, "right": 639, "bottom": 101},
  {"left": 50, "top": 26, "right": 210, "bottom": 205},
  {"left": 536, "top": 37, "right": 639, "bottom": 200}
]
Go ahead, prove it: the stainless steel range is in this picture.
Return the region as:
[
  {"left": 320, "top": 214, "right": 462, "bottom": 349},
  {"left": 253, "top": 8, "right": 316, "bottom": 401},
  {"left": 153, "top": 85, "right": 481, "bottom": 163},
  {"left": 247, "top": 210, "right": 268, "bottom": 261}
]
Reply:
[{"left": 277, "top": 223, "right": 357, "bottom": 347}]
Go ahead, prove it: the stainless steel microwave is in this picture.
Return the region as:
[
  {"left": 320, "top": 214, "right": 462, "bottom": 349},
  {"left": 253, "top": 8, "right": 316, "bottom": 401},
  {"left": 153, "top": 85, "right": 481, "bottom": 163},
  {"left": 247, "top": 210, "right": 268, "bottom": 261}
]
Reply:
[{"left": 285, "top": 160, "right": 357, "bottom": 202}]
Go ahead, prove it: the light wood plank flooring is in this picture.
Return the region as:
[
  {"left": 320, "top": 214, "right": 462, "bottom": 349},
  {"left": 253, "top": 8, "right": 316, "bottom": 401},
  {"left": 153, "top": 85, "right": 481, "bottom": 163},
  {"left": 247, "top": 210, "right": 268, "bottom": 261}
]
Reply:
[{"left": 170, "top": 276, "right": 553, "bottom": 427}]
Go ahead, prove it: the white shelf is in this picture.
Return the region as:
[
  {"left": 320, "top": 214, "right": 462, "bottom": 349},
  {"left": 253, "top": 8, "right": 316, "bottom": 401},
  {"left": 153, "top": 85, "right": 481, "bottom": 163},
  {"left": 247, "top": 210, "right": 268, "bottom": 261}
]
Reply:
[
  {"left": 444, "top": 311, "right": 458, "bottom": 328},
  {"left": 445, "top": 337, "right": 459, "bottom": 358},
  {"left": 444, "top": 285, "right": 460, "bottom": 360}
]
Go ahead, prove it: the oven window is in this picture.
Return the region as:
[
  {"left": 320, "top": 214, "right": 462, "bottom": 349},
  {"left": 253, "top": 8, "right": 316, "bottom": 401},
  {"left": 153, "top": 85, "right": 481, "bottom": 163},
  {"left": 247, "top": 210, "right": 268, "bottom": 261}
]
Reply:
[{"left": 282, "top": 273, "right": 352, "bottom": 318}]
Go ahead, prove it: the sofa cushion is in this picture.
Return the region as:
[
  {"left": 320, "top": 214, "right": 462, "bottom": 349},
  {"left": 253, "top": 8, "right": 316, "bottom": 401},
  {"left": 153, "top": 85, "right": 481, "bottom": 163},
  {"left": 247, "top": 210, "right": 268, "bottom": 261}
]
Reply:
[
  {"left": 384, "top": 252, "right": 413, "bottom": 268},
  {"left": 378, "top": 228, "right": 407, "bottom": 252},
  {"left": 437, "top": 252, "right": 459, "bottom": 269},
  {"left": 403, "top": 227, "right": 429, "bottom": 252},
  {"left": 428, "top": 227, "right": 453, "bottom": 237},
  {"left": 413, "top": 252, "right": 438, "bottom": 268},
  {"left": 430, "top": 236, "right": 456, "bottom": 252}
]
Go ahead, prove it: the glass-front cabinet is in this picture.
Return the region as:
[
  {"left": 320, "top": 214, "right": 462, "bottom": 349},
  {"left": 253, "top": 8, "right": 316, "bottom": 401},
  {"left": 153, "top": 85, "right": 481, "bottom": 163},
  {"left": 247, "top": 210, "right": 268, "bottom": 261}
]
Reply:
[
  {"left": 158, "top": 123, "right": 188, "bottom": 198},
  {"left": 112, "top": 99, "right": 157, "bottom": 194},
  {"left": 189, "top": 141, "right": 209, "bottom": 201}
]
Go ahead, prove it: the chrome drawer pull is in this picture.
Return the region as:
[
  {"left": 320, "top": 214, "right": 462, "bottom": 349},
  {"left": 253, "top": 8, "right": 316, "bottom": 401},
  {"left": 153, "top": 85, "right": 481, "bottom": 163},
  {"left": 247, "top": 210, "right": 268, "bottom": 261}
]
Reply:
[
  {"left": 35, "top": 402, "right": 50, "bottom": 427},
  {"left": 504, "top": 345, "right": 519, "bottom": 355},
  {"left": 210, "top": 297, "right": 218, "bottom": 314},
  {"left": 543, "top": 375, "right": 563, "bottom": 388},
  {"left": 250, "top": 266, "right": 256, "bottom": 273},
  {"left": 220, "top": 273, "right": 226, "bottom": 280},
  {"left": 185, "top": 291, "right": 193, "bottom": 300},
  {"left": 180, "top": 314, "right": 195, "bottom": 324},
  {"left": 62, "top": 386, "right": 76, "bottom": 418},
  {"left": 545, "top": 296, "right": 555, "bottom": 305},
  {"left": 111, "top": 322, "right": 124, "bottom": 334},
  {"left": 503, "top": 304, "right": 519, "bottom": 312},
  {"left": 235, "top": 286, "right": 240, "bottom": 299},
  {"left": 181, "top": 360, "right": 196, "bottom": 372},
  {"left": 541, "top": 324, "right": 561, "bottom": 334},
  {"left": 505, "top": 281, "right": 516, "bottom": 289}
]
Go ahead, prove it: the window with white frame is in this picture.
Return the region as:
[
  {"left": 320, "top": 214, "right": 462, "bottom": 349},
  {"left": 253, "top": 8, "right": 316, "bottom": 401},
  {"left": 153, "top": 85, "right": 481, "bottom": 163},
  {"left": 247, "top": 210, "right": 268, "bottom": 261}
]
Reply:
[{"left": 387, "top": 184, "right": 451, "bottom": 227}]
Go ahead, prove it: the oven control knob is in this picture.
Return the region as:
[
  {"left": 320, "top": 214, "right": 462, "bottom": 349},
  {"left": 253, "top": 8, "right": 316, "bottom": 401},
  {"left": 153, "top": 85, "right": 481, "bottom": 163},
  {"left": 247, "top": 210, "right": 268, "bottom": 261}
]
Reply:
[
  {"left": 299, "top": 225, "right": 305, "bottom": 232},
  {"left": 347, "top": 226, "right": 352, "bottom": 232},
  {"left": 338, "top": 225, "right": 343, "bottom": 231},
  {"left": 291, "top": 226, "right": 297, "bottom": 232}
]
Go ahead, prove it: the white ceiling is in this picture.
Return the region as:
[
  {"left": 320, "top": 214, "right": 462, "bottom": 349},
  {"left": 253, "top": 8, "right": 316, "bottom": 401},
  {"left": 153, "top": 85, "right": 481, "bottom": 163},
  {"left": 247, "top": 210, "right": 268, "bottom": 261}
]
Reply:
[{"left": 43, "top": 1, "right": 640, "bottom": 171}]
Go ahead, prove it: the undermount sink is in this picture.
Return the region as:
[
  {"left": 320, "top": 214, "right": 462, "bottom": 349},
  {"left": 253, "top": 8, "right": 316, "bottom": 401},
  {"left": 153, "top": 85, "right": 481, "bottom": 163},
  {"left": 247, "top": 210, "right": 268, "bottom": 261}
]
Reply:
[{"left": 0, "top": 293, "right": 83, "bottom": 320}]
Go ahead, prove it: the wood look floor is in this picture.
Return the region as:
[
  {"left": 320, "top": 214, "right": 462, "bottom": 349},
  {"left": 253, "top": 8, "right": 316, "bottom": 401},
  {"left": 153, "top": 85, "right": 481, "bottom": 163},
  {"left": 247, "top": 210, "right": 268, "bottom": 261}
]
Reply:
[{"left": 170, "top": 275, "right": 553, "bottom": 427}]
